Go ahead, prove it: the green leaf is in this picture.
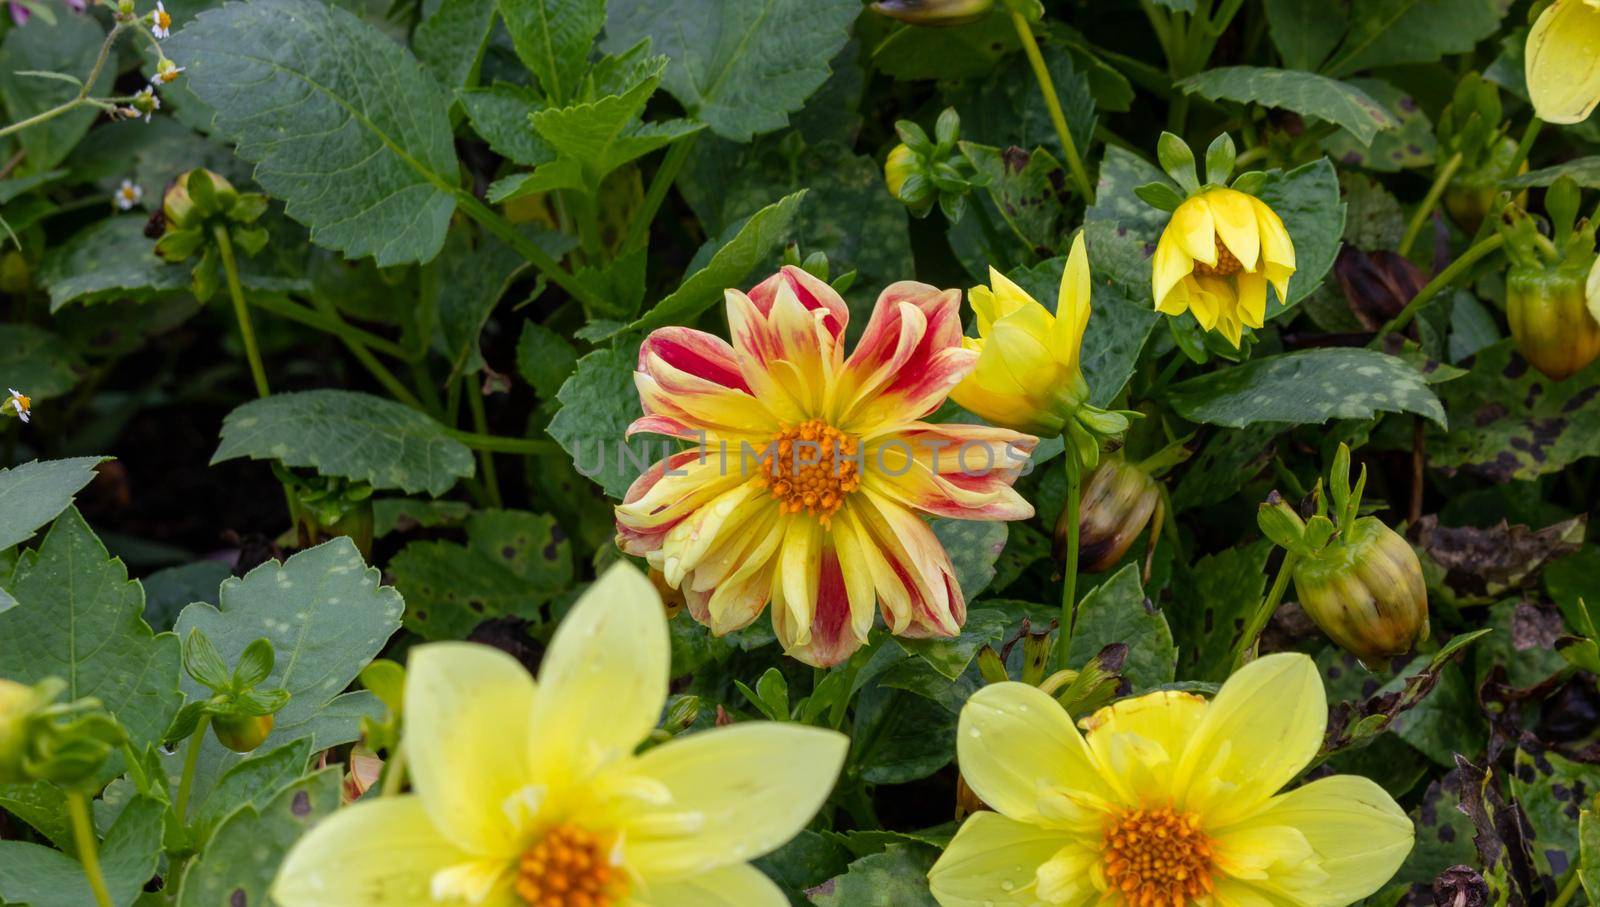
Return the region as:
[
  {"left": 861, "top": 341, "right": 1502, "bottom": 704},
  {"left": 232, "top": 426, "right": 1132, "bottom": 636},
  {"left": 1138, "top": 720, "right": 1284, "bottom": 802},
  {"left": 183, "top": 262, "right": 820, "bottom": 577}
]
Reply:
[
  {"left": 0, "top": 795, "right": 163, "bottom": 907},
  {"left": 602, "top": 0, "right": 860, "bottom": 141},
  {"left": 1067, "top": 564, "right": 1176, "bottom": 692},
  {"left": 961, "top": 143, "right": 1070, "bottom": 254},
  {"left": 498, "top": 0, "right": 604, "bottom": 104},
  {"left": 390, "top": 509, "right": 573, "bottom": 639},
  {"left": 810, "top": 844, "right": 939, "bottom": 907},
  {"left": 894, "top": 608, "right": 1010, "bottom": 682},
  {"left": 212, "top": 390, "right": 474, "bottom": 496},
  {"left": 947, "top": 45, "right": 1096, "bottom": 172},
  {"left": 930, "top": 519, "right": 1007, "bottom": 603},
  {"left": 1504, "top": 157, "right": 1600, "bottom": 189},
  {"left": 849, "top": 684, "right": 956, "bottom": 784},
  {"left": 1322, "top": 79, "right": 1436, "bottom": 173},
  {"left": 1428, "top": 340, "right": 1600, "bottom": 482},
  {"left": 1583, "top": 807, "right": 1600, "bottom": 907},
  {"left": 1263, "top": 0, "right": 1348, "bottom": 70},
  {"left": 631, "top": 191, "right": 806, "bottom": 332},
  {"left": 166, "top": 0, "right": 459, "bottom": 265},
  {"left": 174, "top": 767, "right": 342, "bottom": 907},
  {"left": 413, "top": 0, "right": 497, "bottom": 90},
  {"left": 37, "top": 216, "right": 189, "bottom": 311},
  {"left": 1323, "top": 0, "right": 1508, "bottom": 78},
  {"left": 1167, "top": 348, "right": 1446, "bottom": 428},
  {"left": 547, "top": 343, "right": 659, "bottom": 499},
  {"left": 1172, "top": 541, "right": 1273, "bottom": 680},
  {"left": 0, "top": 323, "right": 77, "bottom": 403},
  {"left": 1257, "top": 157, "right": 1345, "bottom": 310},
  {"left": 431, "top": 229, "right": 532, "bottom": 381},
  {"left": 0, "top": 13, "right": 114, "bottom": 175},
  {"left": 0, "top": 457, "right": 107, "bottom": 550},
  {"left": 0, "top": 509, "right": 181, "bottom": 751},
  {"left": 189, "top": 738, "right": 311, "bottom": 849},
  {"left": 1178, "top": 67, "right": 1398, "bottom": 146},
  {"left": 0, "top": 781, "right": 71, "bottom": 851},
  {"left": 1511, "top": 743, "right": 1600, "bottom": 878},
  {"left": 174, "top": 537, "right": 402, "bottom": 750},
  {"left": 487, "top": 158, "right": 586, "bottom": 201},
  {"left": 459, "top": 83, "right": 555, "bottom": 167},
  {"left": 516, "top": 321, "right": 579, "bottom": 399}
]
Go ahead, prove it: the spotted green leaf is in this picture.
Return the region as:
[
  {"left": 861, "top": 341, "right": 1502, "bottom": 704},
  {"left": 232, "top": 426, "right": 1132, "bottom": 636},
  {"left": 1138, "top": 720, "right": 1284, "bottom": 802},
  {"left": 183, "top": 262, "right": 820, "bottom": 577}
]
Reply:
[
  {"left": 1167, "top": 348, "right": 1446, "bottom": 428},
  {"left": 174, "top": 767, "right": 342, "bottom": 907},
  {"left": 1178, "top": 67, "right": 1398, "bottom": 146},
  {"left": 0, "top": 457, "right": 107, "bottom": 551}
]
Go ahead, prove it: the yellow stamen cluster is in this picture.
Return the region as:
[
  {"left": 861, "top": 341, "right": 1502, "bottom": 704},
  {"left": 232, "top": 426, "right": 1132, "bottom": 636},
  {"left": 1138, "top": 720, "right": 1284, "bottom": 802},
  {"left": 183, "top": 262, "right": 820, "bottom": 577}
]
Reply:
[
  {"left": 1191, "top": 232, "right": 1243, "bottom": 278},
  {"left": 155, "top": 8, "right": 171, "bottom": 28},
  {"left": 1102, "top": 806, "right": 1214, "bottom": 907},
  {"left": 756, "top": 419, "right": 861, "bottom": 525},
  {"left": 513, "top": 824, "right": 625, "bottom": 907}
]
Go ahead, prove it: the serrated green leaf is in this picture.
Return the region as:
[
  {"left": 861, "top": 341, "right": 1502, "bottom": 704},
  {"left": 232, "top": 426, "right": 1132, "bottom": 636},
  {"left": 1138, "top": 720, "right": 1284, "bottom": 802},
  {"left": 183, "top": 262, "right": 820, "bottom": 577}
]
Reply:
[
  {"left": 516, "top": 320, "right": 578, "bottom": 399},
  {"left": 631, "top": 190, "right": 805, "bottom": 332},
  {"left": 894, "top": 608, "right": 1010, "bottom": 681},
  {"left": 810, "top": 844, "right": 940, "bottom": 907},
  {"left": 546, "top": 343, "right": 660, "bottom": 500},
  {"left": 0, "top": 509, "right": 181, "bottom": 751},
  {"left": 175, "top": 767, "right": 341, "bottom": 907},
  {"left": 1178, "top": 67, "right": 1398, "bottom": 146},
  {"left": 1257, "top": 157, "right": 1345, "bottom": 311},
  {"left": 1323, "top": 0, "right": 1508, "bottom": 78},
  {"left": 0, "top": 457, "right": 107, "bottom": 550},
  {"left": 211, "top": 390, "right": 474, "bottom": 496},
  {"left": 498, "top": 0, "right": 604, "bottom": 104},
  {"left": 431, "top": 229, "right": 532, "bottom": 381},
  {"left": 487, "top": 158, "right": 586, "bottom": 202},
  {"left": 1504, "top": 156, "right": 1600, "bottom": 189},
  {"left": 1067, "top": 564, "right": 1176, "bottom": 691},
  {"left": 189, "top": 738, "right": 311, "bottom": 849},
  {"left": 413, "top": 0, "right": 497, "bottom": 90},
  {"left": 1322, "top": 79, "right": 1436, "bottom": 173},
  {"left": 1168, "top": 349, "right": 1446, "bottom": 428},
  {"left": 174, "top": 537, "right": 402, "bottom": 749},
  {"left": 849, "top": 684, "right": 956, "bottom": 785},
  {"left": 1172, "top": 540, "right": 1273, "bottom": 680},
  {"left": 602, "top": 0, "right": 860, "bottom": 141},
  {"left": 460, "top": 83, "right": 554, "bottom": 167},
  {"left": 166, "top": 0, "right": 459, "bottom": 265},
  {"left": 37, "top": 216, "right": 189, "bottom": 311},
  {"left": 0, "top": 795, "right": 163, "bottom": 907},
  {"left": 929, "top": 518, "right": 1007, "bottom": 603},
  {"left": 0, "top": 13, "right": 113, "bottom": 176},
  {"left": 947, "top": 45, "right": 1096, "bottom": 171},
  {"left": 1263, "top": 0, "right": 1348, "bottom": 70}
]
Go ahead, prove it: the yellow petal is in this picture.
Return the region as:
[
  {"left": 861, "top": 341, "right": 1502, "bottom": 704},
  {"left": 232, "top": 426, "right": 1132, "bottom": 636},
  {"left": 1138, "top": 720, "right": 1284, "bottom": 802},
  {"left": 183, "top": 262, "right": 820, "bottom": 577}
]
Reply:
[
  {"left": 271, "top": 796, "right": 499, "bottom": 907},
  {"left": 1253, "top": 197, "right": 1297, "bottom": 272},
  {"left": 927, "top": 811, "right": 1085, "bottom": 907},
  {"left": 1175, "top": 653, "right": 1326, "bottom": 825},
  {"left": 528, "top": 562, "right": 670, "bottom": 784},
  {"left": 1208, "top": 188, "right": 1261, "bottom": 273},
  {"left": 624, "top": 722, "right": 848, "bottom": 876},
  {"left": 985, "top": 266, "right": 1041, "bottom": 318},
  {"left": 1170, "top": 195, "right": 1218, "bottom": 265},
  {"left": 639, "top": 862, "right": 790, "bottom": 907},
  {"left": 1218, "top": 774, "right": 1413, "bottom": 904},
  {"left": 957, "top": 682, "right": 1114, "bottom": 825},
  {"left": 404, "top": 643, "right": 536, "bottom": 856},
  {"left": 1051, "top": 232, "right": 1092, "bottom": 369},
  {"left": 1237, "top": 271, "right": 1268, "bottom": 329},
  {"left": 1587, "top": 253, "right": 1600, "bottom": 324},
  {"left": 1153, "top": 229, "right": 1195, "bottom": 311},
  {"left": 968, "top": 285, "right": 999, "bottom": 336},
  {"left": 1079, "top": 689, "right": 1208, "bottom": 807},
  {"left": 1527, "top": 0, "right": 1600, "bottom": 125}
]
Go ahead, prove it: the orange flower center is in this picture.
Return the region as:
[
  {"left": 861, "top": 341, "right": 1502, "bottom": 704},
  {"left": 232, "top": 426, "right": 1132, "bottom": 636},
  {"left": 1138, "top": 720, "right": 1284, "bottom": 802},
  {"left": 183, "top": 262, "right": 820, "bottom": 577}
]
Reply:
[
  {"left": 1101, "top": 806, "right": 1214, "bottom": 907},
  {"left": 1191, "top": 232, "right": 1243, "bottom": 278},
  {"left": 156, "top": 9, "right": 170, "bottom": 27},
  {"left": 755, "top": 419, "right": 861, "bottom": 525},
  {"left": 513, "top": 824, "right": 627, "bottom": 907}
]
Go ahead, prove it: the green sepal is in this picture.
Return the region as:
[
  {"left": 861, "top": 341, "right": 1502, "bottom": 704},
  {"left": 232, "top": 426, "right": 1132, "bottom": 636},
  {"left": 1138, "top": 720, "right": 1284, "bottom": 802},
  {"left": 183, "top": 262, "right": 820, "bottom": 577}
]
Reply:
[
  {"left": 1156, "top": 131, "right": 1200, "bottom": 195},
  {"left": 1204, "top": 133, "right": 1236, "bottom": 187},
  {"left": 182, "top": 628, "right": 232, "bottom": 692},
  {"left": 1135, "top": 181, "right": 1186, "bottom": 213},
  {"left": 231, "top": 225, "right": 269, "bottom": 257},
  {"left": 227, "top": 192, "right": 269, "bottom": 223},
  {"left": 1230, "top": 170, "right": 1268, "bottom": 196},
  {"left": 232, "top": 637, "right": 276, "bottom": 690},
  {"left": 154, "top": 227, "right": 204, "bottom": 262}
]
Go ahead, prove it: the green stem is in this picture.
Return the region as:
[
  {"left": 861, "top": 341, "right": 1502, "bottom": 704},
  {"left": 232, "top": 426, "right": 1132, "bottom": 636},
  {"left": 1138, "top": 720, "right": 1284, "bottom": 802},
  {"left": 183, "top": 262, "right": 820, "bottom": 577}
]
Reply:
[
  {"left": 1054, "top": 441, "right": 1083, "bottom": 672},
  {"left": 1229, "top": 551, "right": 1298, "bottom": 674},
  {"left": 466, "top": 385, "right": 502, "bottom": 508},
  {"left": 1374, "top": 233, "right": 1506, "bottom": 340},
  {"left": 0, "top": 22, "right": 125, "bottom": 141},
  {"left": 1551, "top": 866, "right": 1582, "bottom": 907},
  {"left": 251, "top": 295, "right": 411, "bottom": 360},
  {"left": 453, "top": 189, "right": 608, "bottom": 314},
  {"left": 67, "top": 790, "right": 113, "bottom": 907},
  {"left": 625, "top": 133, "right": 699, "bottom": 251},
  {"left": 175, "top": 715, "right": 209, "bottom": 824},
  {"left": 1398, "top": 151, "right": 1464, "bottom": 257},
  {"left": 1233, "top": 146, "right": 1267, "bottom": 168},
  {"left": 380, "top": 743, "right": 406, "bottom": 797},
  {"left": 306, "top": 295, "right": 424, "bottom": 410},
  {"left": 1009, "top": 11, "right": 1095, "bottom": 204},
  {"left": 214, "top": 225, "right": 270, "bottom": 398},
  {"left": 1506, "top": 117, "right": 1543, "bottom": 181},
  {"left": 445, "top": 429, "right": 560, "bottom": 456}
]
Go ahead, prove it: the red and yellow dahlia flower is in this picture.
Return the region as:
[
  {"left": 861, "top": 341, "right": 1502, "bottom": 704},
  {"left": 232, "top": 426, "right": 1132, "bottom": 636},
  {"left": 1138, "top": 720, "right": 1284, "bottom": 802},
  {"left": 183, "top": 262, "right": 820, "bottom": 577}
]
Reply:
[{"left": 615, "top": 267, "right": 1039, "bottom": 667}]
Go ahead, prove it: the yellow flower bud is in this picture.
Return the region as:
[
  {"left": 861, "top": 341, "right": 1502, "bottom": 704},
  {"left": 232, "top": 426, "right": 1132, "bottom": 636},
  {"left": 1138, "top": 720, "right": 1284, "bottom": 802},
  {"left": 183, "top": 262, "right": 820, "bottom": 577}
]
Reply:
[
  {"left": 212, "top": 713, "right": 275, "bottom": 753},
  {"left": 870, "top": 0, "right": 994, "bottom": 27},
  {"left": 1152, "top": 186, "right": 1296, "bottom": 348},
  {"left": 883, "top": 143, "right": 917, "bottom": 200},
  {"left": 1065, "top": 458, "right": 1160, "bottom": 573},
  {"left": 1525, "top": 0, "right": 1600, "bottom": 125},
  {"left": 1507, "top": 263, "right": 1600, "bottom": 381},
  {"left": 0, "top": 679, "right": 39, "bottom": 784},
  {"left": 1293, "top": 518, "right": 1430, "bottom": 663},
  {"left": 949, "top": 232, "right": 1092, "bottom": 436}
]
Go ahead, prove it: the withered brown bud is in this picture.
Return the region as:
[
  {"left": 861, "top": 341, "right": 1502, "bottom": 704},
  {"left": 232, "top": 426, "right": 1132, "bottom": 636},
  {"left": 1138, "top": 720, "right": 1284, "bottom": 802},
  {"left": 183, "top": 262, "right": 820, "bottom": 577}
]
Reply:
[
  {"left": 1431, "top": 865, "right": 1488, "bottom": 907},
  {"left": 1333, "top": 246, "right": 1426, "bottom": 332},
  {"left": 1062, "top": 458, "right": 1159, "bottom": 573}
]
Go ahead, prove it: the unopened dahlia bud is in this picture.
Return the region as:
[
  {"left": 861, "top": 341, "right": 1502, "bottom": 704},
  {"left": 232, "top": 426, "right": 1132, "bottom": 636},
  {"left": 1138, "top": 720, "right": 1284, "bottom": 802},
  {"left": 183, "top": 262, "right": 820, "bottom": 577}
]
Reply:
[
  {"left": 871, "top": 0, "right": 994, "bottom": 27},
  {"left": 0, "top": 679, "right": 41, "bottom": 784},
  {"left": 1292, "top": 518, "right": 1430, "bottom": 663},
  {"left": 884, "top": 143, "right": 917, "bottom": 200},
  {"left": 213, "top": 713, "right": 274, "bottom": 753},
  {"left": 1498, "top": 176, "right": 1600, "bottom": 381},
  {"left": 1063, "top": 458, "right": 1159, "bottom": 573}
]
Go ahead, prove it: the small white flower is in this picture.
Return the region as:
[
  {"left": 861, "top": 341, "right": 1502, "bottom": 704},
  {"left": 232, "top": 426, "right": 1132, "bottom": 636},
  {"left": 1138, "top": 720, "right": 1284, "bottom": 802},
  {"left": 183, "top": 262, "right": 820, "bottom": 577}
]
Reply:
[
  {"left": 151, "top": 57, "right": 185, "bottom": 86},
  {"left": 5, "top": 388, "right": 30, "bottom": 424},
  {"left": 132, "top": 86, "right": 160, "bottom": 122},
  {"left": 149, "top": 0, "right": 170, "bottom": 37},
  {"left": 114, "top": 179, "right": 143, "bottom": 210}
]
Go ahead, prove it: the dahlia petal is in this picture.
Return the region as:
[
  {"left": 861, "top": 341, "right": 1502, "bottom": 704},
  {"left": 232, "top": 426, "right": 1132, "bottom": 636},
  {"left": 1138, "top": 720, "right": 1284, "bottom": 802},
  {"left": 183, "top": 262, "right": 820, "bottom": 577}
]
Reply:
[
  {"left": 927, "top": 811, "right": 1086, "bottom": 907},
  {"left": 746, "top": 264, "right": 848, "bottom": 341},
  {"left": 1209, "top": 188, "right": 1262, "bottom": 273},
  {"left": 1170, "top": 195, "right": 1218, "bottom": 266},
  {"left": 1254, "top": 196, "right": 1297, "bottom": 271},
  {"left": 773, "top": 540, "right": 863, "bottom": 667},
  {"left": 639, "top": 327, "right": 750, "bottom": 392},
  {"left": 615, "top": 452, "right": 750, "bottom": 555},
  {"left": 955, "top": 682, "right": 1115, "bottom": 825},
  {"left": 1153, "top": 229, "right": 1196, "bottom": 310},
  {"left": 1526, "top": 0, "right": 1600, "bottom": 125},
  {"left": 1051, "top": 233, "right": 1092, "bottom": 367},
  {"left": 637, "top": 862, "right": 790, "bottom": 907},
  {"left": 1237, "top": 271, "right": 1268, "bottom": 329},
  {"left": 726, "top": 286, "right": 838, "bottom": 419},
  {"left": 838, "top": 282, "right": 972, "bottom": 429},
  {"left": 852, "top": 491, "right": 964, "bottom": 637},
  {"left": 1078, "top": 689, "right": 1209, "bottom": 808}
]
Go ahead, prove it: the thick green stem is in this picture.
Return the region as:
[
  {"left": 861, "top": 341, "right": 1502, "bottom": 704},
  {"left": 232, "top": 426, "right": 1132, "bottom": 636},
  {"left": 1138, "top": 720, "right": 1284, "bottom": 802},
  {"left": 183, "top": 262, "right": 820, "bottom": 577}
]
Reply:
[
  {"left": 214, "top": 226, "right": 271, "bottom": 398},
  {"left": 466, "top": 386, "right": 502, "bottom": 508},
  {"left": 380, "top": 743, "right": 407, "bottom": 797},
  {"left": 1398, "top": 152, "right": 1464, "bottom": 257},
  {"left": 1551, "top": 867, "right": 1583, "bottom": 907},
  {"left": 251, "top": 295, "right": 411, "bottom": 360},
  {"left": 1506, "top": 117, "right": 1543, "bottom": 181},
  {"left": 453, "top": 189, "right": 608, "bottom": 313},
  {"left": 1009, "top": 11, "right": 1095, "bottom": 204},
  {"left": 445, "top": 429, "right": 560, "bottom": 456},
  {"left": 1229, "top": 551, "right": 1298, "bottom": 674},
  {"left": 67, "top": 790, "right": 114, "bottom": 907},
  {"left": 626, "top": 134, "right": 698, "bottom": 251},
  {"left": 1375, "top": 233, "right": 1506, "bottom": 340},
  {"left": 1054, "top": 441, "right": 1083, "bottom": 672},
  {"left": 175, "top": 715, "right": 210, "bottom": 824}
]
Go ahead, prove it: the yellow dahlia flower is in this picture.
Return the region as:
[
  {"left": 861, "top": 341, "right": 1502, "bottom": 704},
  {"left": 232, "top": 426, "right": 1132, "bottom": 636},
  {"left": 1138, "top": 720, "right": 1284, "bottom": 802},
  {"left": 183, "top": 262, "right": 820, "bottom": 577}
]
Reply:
[
  {"left": 949, "top": 233, "right": 1091, "bottom": 437},
  {"left": 616, "top": 267, "right": 1038, "bottom": 667},
  {"left": 271, "top": 564, "right": 848, "bottom": 907},
  {"left": 1526, "top": 0, "right": 1600, "bottom": 125},
  {"left": 1153, "top": 187, "right": 1296, "bottom": 348},
  {"left": 927, "top": 653, "right": 1413, "bottom": 907}
]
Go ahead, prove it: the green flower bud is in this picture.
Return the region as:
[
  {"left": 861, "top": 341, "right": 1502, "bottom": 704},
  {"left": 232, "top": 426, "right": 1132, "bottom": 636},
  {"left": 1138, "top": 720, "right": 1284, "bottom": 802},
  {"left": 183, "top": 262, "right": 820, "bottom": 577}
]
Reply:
[
  {"left": 0, "top": 678, "right": 46, "bottom": 784},
  {"left": 164, "top": 169, "right": 239, "bottom": 230},
  {"left": 2, "top": 680, "right": 126, "bottom": 788},
  {"left": 1292, "top": 518, "right": 1430, "bottom": 663},
  {"left": 870, "top": 0, "right": 994, "bottom": 27},
  {"left": 212, "top": 713, "right": 274, "bottom": 753},
  {"left": 1507, "top": 263, "right": 1600, "bottom": 381},
  {"left": 1065, "top": 458, "right": 1160, "bottom": 573},
  {"left": 1444, "top": 136, "right": 1526, "bottom": 235}
]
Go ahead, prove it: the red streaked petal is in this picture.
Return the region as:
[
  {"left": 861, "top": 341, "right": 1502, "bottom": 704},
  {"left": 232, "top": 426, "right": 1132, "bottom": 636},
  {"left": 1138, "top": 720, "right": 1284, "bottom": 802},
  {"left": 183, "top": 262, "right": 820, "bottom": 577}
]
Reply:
[
  {"left": 614, "top": 451, "right": 747, "bottom": 555},
  {"left": 725, "top": 288, "right": 838, "bottom": 422},
  {"left": 861, "top": 423, "right": 1038, "bottom": 520},
  {"left": 639, "top": 327, "right": 750, "bottom": 392},
  {"left": 837, "top": 282, "right": 971, "bottom": 427},
  {"left": 746, "top": 265, "right": 849, "bottom": 341},
  {"left": 851, "top": 492, "right": 966, "bottom": 638},
  {"left": 772, "top": 541, "right": 864, "bottom": 668}
]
